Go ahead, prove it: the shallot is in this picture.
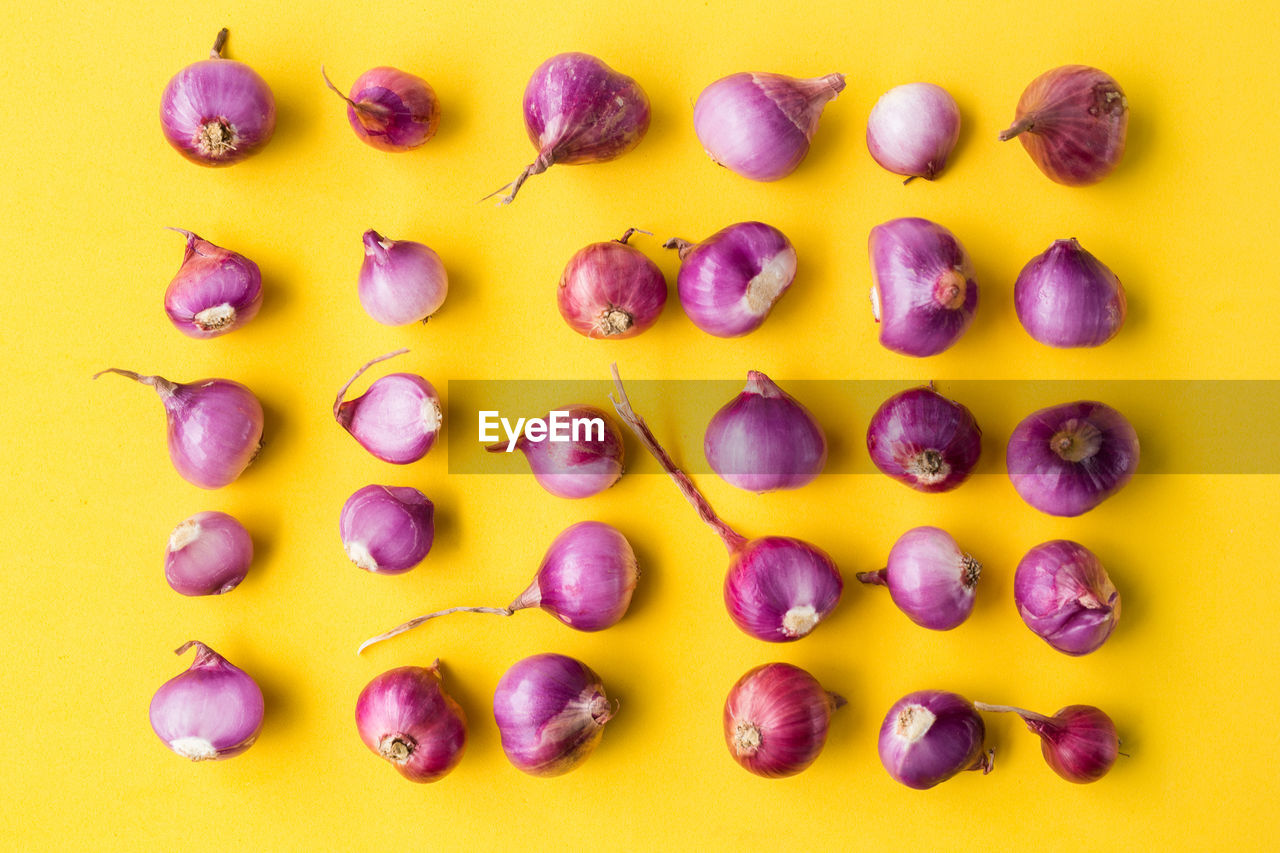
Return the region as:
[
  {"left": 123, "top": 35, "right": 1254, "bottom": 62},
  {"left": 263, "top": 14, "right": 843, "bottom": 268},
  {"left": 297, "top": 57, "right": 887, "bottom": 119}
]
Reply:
[
  {"left": 878, "top": 690, "right": 993, "bottom": 789},
  {"left": 358, "top": 230, "right": 448, "bottom": 326},
  {"left": 724, "top": 663, "right": 844, "bottom": 778},
  {"left": 488, "top": 405, "right": 624, "bottom": 499},
  {"left": 333, "top": 349, "right": 441, "bottom": 464},
  {"left": 857, "top": 526, "right": 980, "bottom": 630},
  {"left": 163, "top": 229, "right": 262, "bottom": 338},
  {"left": 1014, "top": 540, "right": 1120, "bottom": 655},
  {"left": 558, "top": 229, "right": 667, "bottom": 339},
  {"left": 149, "top": 641, "right": 263, "bottom": 761},
  {"left": 865, "top": 83, "right": 961, "bottom": 182},
  {"left": 164, "top": 511, "right": 253, "bottom": 596},
  {"left": 866, "top": 385, "right": 982, "bottom": 493},
  {"left": 339, "top": 485, "right": 434, "bottom": 574},
  {"left": 356, "top": 663, "right": 467, "bottom": 782},
  {"left": 974, "top": 702, "right": 1120, "bottom": 783},
  {"left": 1014, "top": 238, "right": 1126, "bottom": 347},
  {"left": 704, "top": 371, "right": 827, "bottom": 492},
  {"left": 322, "top": 66, "right": 440, "bottom": 152}
]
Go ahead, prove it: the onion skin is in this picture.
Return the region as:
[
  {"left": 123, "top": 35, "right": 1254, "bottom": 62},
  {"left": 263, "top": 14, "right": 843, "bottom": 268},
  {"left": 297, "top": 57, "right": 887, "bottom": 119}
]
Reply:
[
  {"left": 159, "top": 29, "right": 276, "bottom": 167},
  {"left": 704, "top": 371, "right": 827, "bottom": 493},
  {"left": 557, "top": 230, "right": 667, "bottom": 339},
  {"left": 999, "top": 65, "right": 1128, "bottom": 186},
  {"left": 859, "top": 526, "right": 980, "bottom": 631},
  {"left": 490, "top": 405, "right": 625, "bottom": 499},
  {"left": 665, "top": 222, "right": 797, "bottom": 338},
  {"left": 724, "top": 663, "right": 844, "bottom": 778},
  {"left": 1006, "top": 401, "right": 1139, "bottom": 516},
  {"left": 163, "top": 229, "right": 262, "bottom": 338},
  {"left": 356, "top": 664, "right": 467, "bottom": 783},
  {"left": 694, "top": 72, "right": 845, "bottom": 181},
  {"left": 164, "top": 511, "right": 253, "bottom": 596},
  {"left": 866, "top": 83, "right": 961, "bottom": 182},
  {"left": 334, "top": 349, "right": 441, "bottom": 465},
  {"left": 149, "top": 641, "right": 264, "bottom": 761},
  {"left": 724, "top": 537, "right": 844, "bottom": 642},
  {"left": 322, "top": 66, "right": 440, "bottom": 152},
  {"left": 358, "top": 230, "right": 448, "bottom": 326},
  {"left": 869, "top": 218, "right": 978, "bottom": 357},
  {"left": 339, "top": 485, "right": 435, "bottom": 574},
  {"left": 492, "top": 653, "right": 615, "bottom": 777},
  {"left": 1014, "top": 238, "right": 1126, "bottom": 348},
  {"left": 878, "top": 690, "right": 992, "bottom": 789},
  {"left": 866, "top": 385, "right": 982, "bottom": 493},
  {"left": 1014, "top": 540, "right": 1120, "bottom": 655},
  {"left": 975, "top": 702, "right": 1119, "bottom": 783}
]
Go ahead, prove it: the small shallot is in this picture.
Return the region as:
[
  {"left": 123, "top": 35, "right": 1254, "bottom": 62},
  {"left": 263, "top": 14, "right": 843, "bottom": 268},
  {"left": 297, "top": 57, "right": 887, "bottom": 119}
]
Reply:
[
  {"left": 1014, "top": 238, "right": 1126, "bottom": 347},
  {"left": 339, "top": 485, "right": 435, "bottom": 574},
  {"left": 149, "top": 641, "right": 263, "bottom": 761},
  {"left": 866, "top": 385, "right": 982, "bottom": 493},
  {"left": 878, "top": 690, "right": 993, "bottom": 789},
  {"left": 724, "top": 663, "right": 844, "bottom": 778},
  {"left": 704, "top": 371, "right": 827, "bottom": 493},
  {"left": 857, "top": 526, "right": 980, "bottom": 630},
  {"left": 865, "top": 83, "right": 961, "bottom": 182},
  {"left": 164, "top": 511, "right": 253, "bottom": 596},
  {"left": 974, "top": 702, "right": 1120, "bottom": 783},
  {"left": 1014, "top": 540, "right": 1120, "bottom": 655},
  {"left": 358, "top": 230, "right": 448, "bottom": 326},
  {"left": 488, "top": 405, "right": 625, "bottom": 499},
  {"left": 356, "top": 663, "right": 467, "bottom": 783},
  {"left": 558, "top": 229, "right": 667, "bottom": 339},
  {"left": 334, "top": 349, "right": 441, "bottom": 464},
  {"left": 322, "top": 66, "right": 440, "bottom": 152},
  {"left": 163, "top": 229, "right": 262, "bottom": 338}
]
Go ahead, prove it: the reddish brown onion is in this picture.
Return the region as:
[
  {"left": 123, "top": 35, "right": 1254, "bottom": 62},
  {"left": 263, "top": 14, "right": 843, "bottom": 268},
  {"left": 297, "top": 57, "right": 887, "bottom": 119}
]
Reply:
[
  {"left": 558, "top": 229, "right": 667, "bottom": 339},
  {"left": 724, "top": 663, "right": 844, "bottom": 778},
  {"left": 974, "top": 702, "right": 1120, "bottom": 783}
]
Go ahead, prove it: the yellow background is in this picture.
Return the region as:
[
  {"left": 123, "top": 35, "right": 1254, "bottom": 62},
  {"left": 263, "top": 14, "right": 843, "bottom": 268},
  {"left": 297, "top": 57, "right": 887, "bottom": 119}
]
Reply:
[{"left": 2, "top": 0, "right": 1278, "bottom": 849}]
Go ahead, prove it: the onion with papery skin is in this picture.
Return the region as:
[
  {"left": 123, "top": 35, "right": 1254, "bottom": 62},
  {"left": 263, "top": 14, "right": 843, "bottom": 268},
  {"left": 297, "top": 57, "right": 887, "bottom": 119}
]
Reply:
[
  {"left": 356, "top": 663, "right": 466, "bottom": 783},
  {"left": 163, "top": 229, "right": 262, "bottom": 338},
  {"left": 149, "top": 641, "right": 264, "bottom": 761},
  {"left": 975, "top": 702, "right": 1119, "bottom": 783},
  {"left": 999, "top": 65, "right": 1128, "bottom": 186},
  {"left": 491, "top": 52, "right": 650, "bottom": 204},
  {"left": 159, "top": 29, "right": 275, "bottom": 166},
  {"left": 1014, "top": 238, "right": 1126, "bottom": 347},
  {"left": 334, "top": 349, "right": 441, "bottom": 464},
  {"left": 339, "top": 485, "right": 435, "bottom": 574},
  {"left": 164, "top": 511, "right": 253, "bottom": 596},
  {"left": 558, "top": 229, "right": 667, "bottom": 339},
  {"left": 611, "top": 366, "right": 842, "bottom": 642},
  {"left": 869, "top": 217, "right": 978, "bottom": 357},
  {"left": 704, "top": 371, "right": 827, "bottom": 493},
  {"left": 488, "top": 405, "right": 625, "bottom": 499},
  {"left": 724, "top": 663, "right": 844, "bottom": 778},
  {"left": 866, "top": 83, "right": 961, "bottom": 182},
  {"left": 664, "top": 221, "right": 797, "bottom": 338},
  {"left": 694, "top": 72, "right": 845, "bottom": 181},
  {"left": 94, "top": 368, "right": 263, "bottom": 489},
  {"left": 359, "top": 520, "right": 638, "bottom": 653},
  {"left": 1014, "top": 540, "right": 1120, "bottom": 655},
  {"left": 878, "top": 690, "right": 993, "bottom": 789},
  {"left": 322, "top": 66, "right": 440, "bottom": 152},
  {"left": 358, "top": 230, "right": 448, "bottom": 326},
  {"left": 857, "top": 526, "right": 980, "bottom": 630},
  {"left": 493, "top": 653, "right": 616, "bottom": 776},
  {"left": 1006, "top": 401, "right": 1138, "bottom": 516},
  {"left": 866, "top": 385, "right": 982, "bottom": 493}
]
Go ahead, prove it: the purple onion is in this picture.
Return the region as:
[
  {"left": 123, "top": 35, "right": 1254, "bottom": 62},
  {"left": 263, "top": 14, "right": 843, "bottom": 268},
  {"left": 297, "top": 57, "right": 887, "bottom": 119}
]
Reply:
[
  {"left": 334, "top": 349, "right": 441, "bottom": 464},
  {"left": 492, "top": 53, "right": 650, "bottom": 204},
  {"left": 704, "top": 371, "right": 827, "bottom": 493},
  {"left": 975, "top": 702, "right": 1119, "bottom": 783},
  {"left": 149, "top": 641, "right": 263, "bottom": 761},
  {"left": 322, "top": 66, "right": 440, "bottom": 152},
  {"left": 1014, "top": 238, "right": 1126, "bottom": 347},
  {"left": 724, "top": 663, "right": 844, "bottom": 778},
  {"left": 163, "top": 229, "right": 262, "bottom": 338},
  {"left": 356, "top": 663, "right": 466, "bottom": 783},
  {"left": 664, "top": 222, "right": 797, "bottom": 338},
  {"left": 866, "top": 83, "right": 961, "bottom": 182},
  {"left": 1014, "top": 540, "right": 1120, "bottom": 655},
  {"left": 557, "top": 229, "right": 667, "bottom": 339},
  {"left": 694, "top": 72, "right": 845, "bottom": 181},
  {"left": 488, "top": 405, "right": 625, "bottom": 499},
  {"left": 869, "top": 218, "right": 978, "bottom": 357},
  {"left": 1007, "top": 401, "right": 1138, "bottom": 516},
  {"left": 612, "top": 366, "right": 843, "bottom": 642},
  {"left": 878, "top": 690, "right": 993, "bottom": 789},
  {"left": 866, "top": 385, "right": 982, "bottom": 493},
  {"left": 164, "top": 511, "right": 253, "bottom": 596},
  {"left": 339, "top": 485, "right": 435, "bottom": 574},
  {"left": 159, "top": 29, "right": 276, "bottom": 167},
  {"left": 358, "top": 230, "right": 448, "bottom": 326},
  {"left": 492, "top": 653, "right": 615, "bottom": 776},
  {"left": 359, "top": 520, "right": 637, "bottom": 653},
  {"left": 94, "top": 368, "right": 263, "bottom": 489},
  {"left": 858, "top": 526, "right": 980, "bottom": 630},
  {"left": 1000, "top": 65, "right": 1128, "bottom": 186}
]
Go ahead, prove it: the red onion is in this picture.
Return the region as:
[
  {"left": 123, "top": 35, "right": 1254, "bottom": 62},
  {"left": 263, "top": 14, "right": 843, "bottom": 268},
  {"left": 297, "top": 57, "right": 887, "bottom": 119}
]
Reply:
[
  {"left": 163, "top": 229, "right": 262, "bottom": 338},
  {"left": 339, "top": 485, "right": 434, "bottom": 574},
  {"left": 974, "top": 702, "right": 1119, "bottom": 783},
  {"left": 724, "top": 663, "right": 844, "bottom": 778},
  {"left": 359, "top": 521, "right": 637, "bottom": 653},
  {"left": 694, "top": 72, "right": 845, "bottom": 181},
  {"left": 1006, "top": 401, "right": 1139, "bottom": 516},
  {"left": 869, "top": 217, "right": 978, "bottom": 357},
  {"left": 149, "top": 641, "right": 263, "bottom": 761},
  {"left": 999, "top": 65, "right": 1128, "bottom": 186},
  {"left": 487, "top": 405, "right": 624, "bottom": 499},
  {"left": 322, "top": 66, "right": 440, "bottom": 152},
  {"left": 878, "top": 690, "right": 993, "bottom": 789},
  {"left": 704, "top": 371, "right": 827, "bottom": 493},
  {"left": 334, "top": 349, "right": 441, "bottom": 464},
  {"left": 1014, "top": 238, "right": 1126, "bottom": 347},
  {"left": 664, "top": 221, "right": 796, "bottom": 338},
  {"left": 1014, "top": 540, "right": 1120, "bottom": 655},
  {"left": 356, "top": 663, "right": 467, "bottom": 783},
  {"left": 358, "top": 230, "right": 448, "bottom": 326},
  {"left": 865, "top": 83, "right": 961, "bottom": 183},
  {"left": 159, "top": 29, "right": 276, "bottom": 167},
  {"left": 611, "top": 366, "right": 842, "bottom": 641},
  {"left": 164, "top": 511, "right": 253, "bottom": 596},
  {"left": 558, "top": 229, "right": 667, "bottom": 339},
  {"left": 857, "top": 526, "right": 980, "bottom": 630},
  {"left": 493, "top": 653, "right": 615, "bottom": 776},
  {"left": 491, "top": 52, "right": 650, "bottom": 204},
  {"left": 866, "top": 385, "right": 982, "bottom": 493},
  {"left": 94, "top": 368, "right": 263, "bottom": 489}
]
